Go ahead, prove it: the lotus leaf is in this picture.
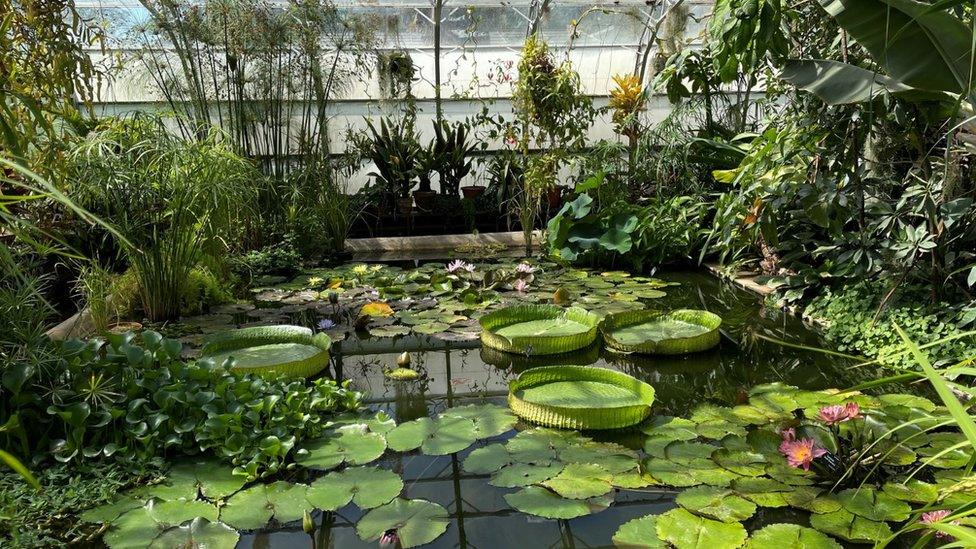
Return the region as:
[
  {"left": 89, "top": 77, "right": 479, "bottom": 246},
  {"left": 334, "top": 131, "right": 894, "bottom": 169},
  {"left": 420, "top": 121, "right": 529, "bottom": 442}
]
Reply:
[
  {"left": 612, "top": 515, "right": 667, "bottom": 548},
  {"left": 306, "top": 466, "right": 403, "bottom": 510},
  {"left": 220, "top": 481, "right": 308, "bottom": 530},
  {"left": 743, "top": 523, "right": 842, "bottom": 549},
  {"left": 808, "top": 509, "right": 892, "bottom": 543},
  {"left": 355, "top": 498, "right": 450, "bottom": 548},
  {"left": 385, "top": 416, "right": 478, "bottom": 455},
  {"left": 542, "top": 463, "right": 613, "bottom": 499},
  {"left": 296, "top": 429, "right": 386, "bottom": 470},
  {"left": 490, "top": 462, "right": 564, "bottom": 488},
  {"left": 504, "top": 486, "right": 613, "bottom": 519},
  {"left": 655, "top": 508, "right": 747, "bottom": 549},
  {"left": 148, "top": 518, "right": 239, "bottom": 549},
  {"left": 675, "top": 486, "right": 757, "bottom": 522}
]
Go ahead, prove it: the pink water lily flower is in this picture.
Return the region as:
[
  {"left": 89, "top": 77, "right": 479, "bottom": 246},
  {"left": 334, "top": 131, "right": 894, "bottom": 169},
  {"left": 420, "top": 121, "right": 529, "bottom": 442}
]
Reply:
[
  {"left": 817, "top": 402, "right": 862, "bottom": 425},
  {"left": 446, "top": 259, "right": 475, "bottom": 274},
  {"left": 380, "top": 528, "right": 399, "bottom": 547},
  {"left": 779, "top": 428, "right": 826, "bottom": 470},
  {"left": 516, "top": 262, "right": 536, "bottom": 274},
  {"left": 844, "top": 402, "right": 861, "bottom": 420},
  {"left": 514, "top": 279, "right": 529, "bottom": 292},
  {"left": 921, "top": 509, "right": 956, "bottom": 540}
]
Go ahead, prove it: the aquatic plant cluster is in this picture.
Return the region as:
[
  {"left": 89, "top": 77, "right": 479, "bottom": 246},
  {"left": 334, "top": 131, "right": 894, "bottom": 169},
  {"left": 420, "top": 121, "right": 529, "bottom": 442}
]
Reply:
[{"left": 74, "top": 382, "right": 975, "bottom": 547}]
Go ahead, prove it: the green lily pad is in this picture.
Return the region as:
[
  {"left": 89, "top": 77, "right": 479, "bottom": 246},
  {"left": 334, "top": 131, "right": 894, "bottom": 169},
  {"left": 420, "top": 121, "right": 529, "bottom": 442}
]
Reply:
[
  {"left": 463, "top": 444, "right": 513, "bottom": 474},
  {"left": 743, "top": 523, "right": 842, "bottom": 549},
  {"left": 837, "top": 487, "right": 911, "bottom": 522},
  {"left": 148, "top": 518, "right": 239, "bottom": 549},
  {"left": 675, "top": 486, "right": 757, "bottom": 522},
  {"left": 612, "top": 469, "right": 658, "bottom": 489},
  {"left": 559, "top": 442, "right": 639, "bottom": 473},
  {"left": 691, "top": 405, "right": 748, "bottom": 439},
  {"left": 613, "top": 515, "right": 667, "bottom": 548},
  {"left": 504, "top": 486, "right": 613, "bottom": 519},
  {"left": 369, "top": 325, "right": 412, "bottom": 338},
  {"left": 296, "top": 429, "right": 386, "bottom": 471},
  {"left": 808, "top": 509, "right": 892, "bottom": 543},
  {"left": 219, "top": 481, "right": 308, "bottom": 530},
  {"left": 641, "top": 416, "right": 699, "bottom": 441},
  {"left": 385, "top": 416, "right": 478, "bottom": 455},
  {"left": 712, "top": 449, "right": 767, "bottom": 477},
  {"left": 781, "top": 486, "right": 841, "bottom": 514},
  {"left": 490, "top": 462, "right": 564, "bottom": 488},
  {"left": 166, "top": 459, "right": 247, "bottom": 500},
  {"left": 355, "top": 498, "right": 450, "bottom": 548},
  {"left": 655, "top": 508, "right": 747, "bottom": 549},
  {"left": 731, "top": 477, "right": 793, "bottom": 508},
  {"left": 413, "top": 321, "right": 451, "bottom": 335},
  {"left": 103, "top": 499, "right": 219, "bottom": 549},
  {"left": 439, "top": 404, "right": 517, "bottom": 438},
  {"left": 542, "top": 463, "right": 613, "bottom": 499},
  {"left": 306, "top": 466, "right": 403, "bottom": 511},
  {"left": 882, "top": 479, "right": 938, "bottom": 504}
]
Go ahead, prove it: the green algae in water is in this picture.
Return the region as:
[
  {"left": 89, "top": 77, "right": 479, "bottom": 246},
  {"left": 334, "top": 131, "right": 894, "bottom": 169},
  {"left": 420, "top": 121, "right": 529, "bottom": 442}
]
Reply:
[
  {"left": 494, "top": 318, "right": 591, "bottom": 339},
  {"left": 611, "top": 318, "right": 711, "bottom": 345},
  {"left": 516, "top": 380, "right": 646, "bottom": 409},
  {"left": 209, "top": 342, "right": 321, "bottom": 370}
]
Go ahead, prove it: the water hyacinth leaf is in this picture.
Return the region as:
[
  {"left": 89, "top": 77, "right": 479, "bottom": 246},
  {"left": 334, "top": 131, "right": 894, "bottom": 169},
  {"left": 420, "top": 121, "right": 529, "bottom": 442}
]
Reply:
[
  {"left": 296, "top": 430, "right": 386, "bottom": 471},
  {"left": 675, "top": 486, "right": 757, "bottom": 522},
  {"left": 837, "top": 487, "right": 911, "bottom": 522},
  {"left": 355, "top": 498, "right": 450, "bottom": 548},
  {"left": 490, "top": 462, "right": 564, "bottom": 488},
  {"left": 743, "top": 523, "right": 842, "bottom": 549},
  {"left": 439, "top": 404, "right": 517, "bottom": 438},
  {"left": 306, "top": 466, "right": 403, "bottom": 510},
  {"left": 504, "top": 486, "right": 612, "bottom": 519},
  {"left": 219, "top": 481, "right": 308, "bottom": 530},
  {"left": 655, "top": 508, "right": 747, "bottom": 549},
  {"left": 463, "top": 444, "right": 513, "bottom": 474},
  {"left": 542, "top": 463, "right": 613, "bottom": 499},
  {"left": 385, "top": 416, "right": 479, "bottom": 455},
  {"left": 612, "top": 515, "right": 667, "bottom": 548},
  {"left": 148, "top": 518, "right": 239, "bottom": 549},
  {"left": 808, "top": 509, "right": 892, "bottom": 543}
]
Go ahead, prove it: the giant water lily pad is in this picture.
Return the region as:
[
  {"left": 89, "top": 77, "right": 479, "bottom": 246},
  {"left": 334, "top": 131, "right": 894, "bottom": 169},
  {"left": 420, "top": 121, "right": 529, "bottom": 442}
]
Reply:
[
  {"left": 296, "top": 428, "right": 386, "bottom": 470},
  {"left": 601, "top": 309, "right": 722, "bottom": 355},
  {"left": 504, "top": 486, "right": 613, "bottom": 519},
  {"left": 355, "top": 498, "right": 450, "bottom": 548},
  {"left": 743, "top": 523, "right": 842, "bottom": 549},
  {"left": 613, "top": 515, "right": 667, "bottom": 548},
  {"left": 655, "top": 508, "right": 747, "bottom": 549},
  {"left": 508, "top": 366, "right": 655, "bottom": 430},
  {"left": 306, "top": 466, "right": 403, "bottom": 510},
  {"left": 676, "top": 486, "right": 757, "bottom": 522},
  {"left": 219, "top": 481, "right": 308, "bottom": 530},
  {"left": 385, "top": 416, "right": 479, "bottom": 455},
  {"left": 200, "top": 325, "right": 331, "bottom": 378},
  {"left": 480, "top": 304, "right": 600, "bottom": 355}
]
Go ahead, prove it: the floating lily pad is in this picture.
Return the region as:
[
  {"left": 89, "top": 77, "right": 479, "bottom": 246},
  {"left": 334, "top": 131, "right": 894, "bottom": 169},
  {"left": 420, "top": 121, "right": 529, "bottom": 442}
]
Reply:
[
  {"left": 504, "top": 486, "right": 612, "bottom": 519},
  {"left": 613, "top": 515, "right": 667, "bottom": 548},
  {"left": 655, "top": 508, "right": 747, "bottom": 549},
  {"left": 612, "top": 469, "right": 658, "bottom": 489},
  {"left": 490, "top": 462, "right": 564, "bottom": 488},
  {"left": 675, "top": 486, "right": 757, "bottom": 522},
  {"left": 296, "top": 429, "right": 386, "bottom": 471},
  {"left": 369, "top": 325, "right": 412, "bottom": 338},
  {"left": 559, "top": 441, "right": 638, "bottom": 473},
  {"left": 166, "top": 459, "right": 247, "bottom": 500},
  {"left": 439, "top": 404, "right": 517, "bottom": 438},
  {"left": 542, "top": 463, "right": 613, "bottom": 499},
  {"left": 220, "top": 481, "right": 308, "bottom": 530},
  {"left": 641, "top": 416, "right": 699, "bottom": 441},
  {"left": 601, "top": 309, "right": 722, "bottom": 355},
  {"left": 837, "top": 487, "right": 911, "bottom": 522},
  {"left": 148, "top": 518, "right": 239, "bottom": 549},
  {"left": 385, "top": 416, "right": 478, "bottom": 455},
  {"left": 355, "top": 498, "right": 450, "bottom": 548},
  {"left": 808, "top": 509, "right": 892, "bottom": 543},
  {"left": 743, "top": 523, "right": 842, "bottom": 549},
  {"left": 881, "top": 479, "right": 938, "bottom": 504},
  {"left": 480, "top": 305, "right": 600, "bottom": 355},
  {"left": 413, "top": 321, "right": 451, "bottom": 335},
  {"left": 306, "top": 466, "right": 403, "bottom": 510},
  {"left": 104, "top": 499, "right": 219, "bottom": 548},
  {"left": 463, "top": 444, "right": 513, "bottom": 474}
]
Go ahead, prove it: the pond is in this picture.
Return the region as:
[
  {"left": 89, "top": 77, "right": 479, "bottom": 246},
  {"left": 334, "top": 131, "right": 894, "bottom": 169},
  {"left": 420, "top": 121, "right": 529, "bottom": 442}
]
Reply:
[{"left": 216, "top": 268, "right": 885, "bottom": 548}]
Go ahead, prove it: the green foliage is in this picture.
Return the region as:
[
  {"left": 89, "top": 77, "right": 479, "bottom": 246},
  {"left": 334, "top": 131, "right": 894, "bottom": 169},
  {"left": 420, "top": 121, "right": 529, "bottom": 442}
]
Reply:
[
  {"left": 806, "top": 282, "right": 976, "bottom": 368},
  {"left": 431, "top": 119, "right": 475, "bottom": 195},
  {"left": 363, "top": 117, "right": 422, "bottom": 200},
  {"left": 230, "top": 235, "right": 302, "bottom": 279}
]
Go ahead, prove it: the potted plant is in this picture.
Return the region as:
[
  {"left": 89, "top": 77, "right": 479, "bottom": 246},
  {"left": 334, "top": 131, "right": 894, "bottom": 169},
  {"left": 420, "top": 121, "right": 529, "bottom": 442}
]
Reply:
[
  {"left": 413, "top": 142, "right": 439, "bottom": 212},
  {"left": 364, "top": 118, "right": 421, "bottom": 217},
  {"left": 433, "top": 120, "right": 475, "bottom": 196},
  {"left": 461, "top": 184, "right": 485, "bottom": 200}
]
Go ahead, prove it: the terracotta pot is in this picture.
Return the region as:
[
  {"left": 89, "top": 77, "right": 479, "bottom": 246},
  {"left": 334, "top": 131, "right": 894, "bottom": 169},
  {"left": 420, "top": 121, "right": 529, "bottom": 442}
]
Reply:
[
  {"left": 412, "top": 190, "right": 437, "bottom": 212},
  {"left": 396, "top": 196, "right": 414, "bottom": 216},
  {"left": 461, "top": 186, "right": 485, "bottom": 200}
]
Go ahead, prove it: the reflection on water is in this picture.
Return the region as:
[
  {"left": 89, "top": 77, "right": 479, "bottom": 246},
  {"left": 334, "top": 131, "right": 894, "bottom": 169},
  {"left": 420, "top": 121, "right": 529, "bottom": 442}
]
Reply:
[{"left": 238, "top": 271, "right": 882, "bottom": 548}]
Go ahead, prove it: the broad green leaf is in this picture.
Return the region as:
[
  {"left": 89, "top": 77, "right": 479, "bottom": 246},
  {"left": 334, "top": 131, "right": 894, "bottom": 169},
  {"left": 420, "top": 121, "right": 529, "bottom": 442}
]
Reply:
[
  {"left": 306, "top": 466, "right": 403, "bottom": 511},
  {"left": 490, "top": 462, "right": 564, "bottom": 488},
  {"left": 613, "top": 515, "right": 667, "bottom": 548},
  {"left": 542, "top": 463, "right": 613, "bottom": 499},
  {"left": 219, "top": 482, "right": 307, "bottom": 530},
  {"left": 808, "top": 509, "right": 892, "bottom": 543},
  {"left": 837, "top": 487, "right": 911, "bottom": 522},
  {"left": 148, "top": 518, "right": 239, "bottom": 549},
  {"left": 439, "top": 404, "right": 517, "bottom": 438},
  {"left": 463, "top": 444, "right": 513, "bottom": 474},
  {"left": 743, "top": 523, "right": 842, "bottom": 548},
  {"left": 166, "top": 459, "right": 247, "bottom": 500},
  {"left": 655, "top": 507, "right": 747, "bottom": 549},
  {"left": 675, "top": 486, "right": 757, "bottom": 522},
  {"left": 385, "top": 416, "right": 478, "bottom": 455},
  {"left": 355, "top": 498, "right": 450, "bottom": 548},
  {"left": 296, "top": 430, "right": 386, "bottom": 471},
  {"left": 504, "top": 486, "right": 612, "bottom": 519},
  {"left": 104, "top": 499, "right": 219, "bottom": 549}
]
